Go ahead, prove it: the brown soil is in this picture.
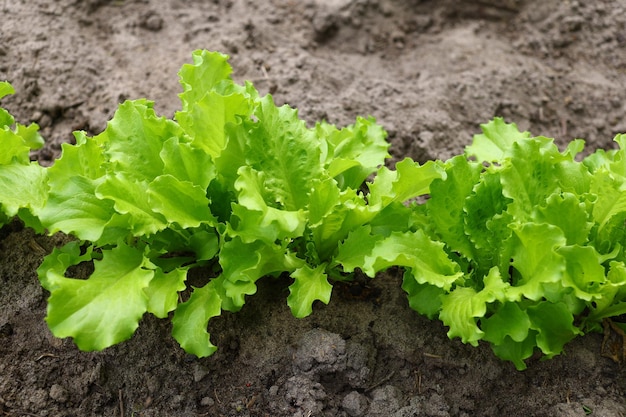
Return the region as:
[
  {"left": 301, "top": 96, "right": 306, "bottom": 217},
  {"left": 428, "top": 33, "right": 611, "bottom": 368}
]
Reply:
[{"left": 2, "top": 0, "right": 626, "bottom": 416}]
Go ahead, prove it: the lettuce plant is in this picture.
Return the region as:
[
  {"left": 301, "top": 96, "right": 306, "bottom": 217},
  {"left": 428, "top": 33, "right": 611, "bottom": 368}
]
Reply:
[
  {"left": 4, "top": 50, "right": 626, "bottom": 370},
  {"left": 339, "top": 118, "right": 626, "bottom": 369},
  {"left": 34, "top": 50, "right": 442, "bottom": 357}
]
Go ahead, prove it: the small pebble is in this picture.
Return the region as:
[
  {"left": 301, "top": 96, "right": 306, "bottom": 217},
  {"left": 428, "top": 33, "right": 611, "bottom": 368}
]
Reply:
[
  {"left": 49, "top": 384, "right": 69, "bottom": 403},
  {"left": 140, "top": 11, "right": 163, "bottom": 31},
  {"left": 200, "top": 396, "right": 214, "bottom": 406}
]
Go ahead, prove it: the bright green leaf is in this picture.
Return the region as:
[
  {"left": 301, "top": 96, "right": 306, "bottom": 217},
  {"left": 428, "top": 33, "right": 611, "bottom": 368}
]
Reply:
[
  {"left": 15, "top": 123, "right": 44, "bottom": 150},
  {"left": 439, "top": 267, "right": 509, "bottom": 346},
  {"left": 38, "top": 175, "right": 115, "bottom": 241},
  {"left": 0, "top": 82, "right": 15, "bottom": 128},
  {"left": 427, "top": 155, "right": 482, "bottom": 259},
  {"left": 590, "top": 168, "right": 626, "bottom": 244},
  {"left": 338, "top": 227, "right": 463, "bottom": 290},
  {"left": 145, "top": 267, "right": 188, "bottom": 318},
  {"left": 0, "top": 129, "right": 30, "bottom": 165},
  {"left": 0, "top": 81, "right": 15, "bottom": 100},
  {"left": 178, "top": 50, "right": 236, "bottom": 111},
  {"left": 177, "top": 91, "right": 251, "bottom": 158},
  {"left": 481, "top": 302, "right": 531, "bottom": 345},
  {"left": 557, "top": 245, "right": 610, "bottom": 301},
  {"left": 0, "top": 163, "right": 47, "bottom": 218},
  {"left": 230, "top": 167, "right": 306, "bottom": 242},
  {"left": 37, "top": 241, "right": 94, "bottom": 290},
  {"left": 401, "top": 274, "right": 445, "bottom": 319},
  {"left": 334, "top": 224, "right": 384, "bottom": 267},
  {"left": 219, "top": 237, "right": 304, "bottom": 310},
  {"left": 508, "top": 223, "right": 567, "bottom": 301},
  {"left": 527, "top": 302, "right": 582, "bottom": 358},
  {"left": 320, "top": 116, "right": 390, "bottom": 189},
  {"left": 499, "top": 138, "right": 561, "bottom": 219},
  {"left": 287, "top": 264, "right": 333, "bottom": 318},
  {"left": 36, "top": 134, "right": 116, "bottom": 241},
  {"left": 536, "top": 193, "right": 592, "bottom": 246},
  {"left": 41, "top": 243, "right": 155, "bottom": 351},
  {"left": 96, "top": 173, "right": 168, "bottom": 236},
  {"left": 440, "top": 287, "right": 486, "bottom": 346},
  {"left": 369, "top": 158, "right": 445, "bottom": 208},
  {"left": 172, "top": 281, "right": 222, "bottom": 357},
  {"left": 465, "top": 117, "right": 531, "bottom": 162},
  {"left": 103, "top": 99, "right": 181, "bottom": 181},
  {"left": 245, "top": 96, "right": 322, "bottom": 211},
  {"left": 148, "top": 174, "right": 215, "bottom": 229},
  {"left": 160, "top": 136, "right": 215, "bottom": 189}
]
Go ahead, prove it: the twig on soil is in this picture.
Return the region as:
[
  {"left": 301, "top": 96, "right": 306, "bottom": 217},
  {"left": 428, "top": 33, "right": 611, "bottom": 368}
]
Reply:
[
  {"left": 365, "top": 371, "right": 395, "bottom": 393},
  {"left": 423, "top": 352, "right": 443, "bottom": 359},
  {"left": 601, "top": 318, "right": 626, "bottom": 363},
  {"left": 246, "top": 394, "right": 258, "bottom": 409},
  {"left": 3, "top": 411, "right": 41, "bottom": 417},
  {"left": 34, "top": 353, "right": 59, "bottom": 362},
  {"left": 118, "top": 389, "right": 124, "bottom": 417},
  {"left": 214, "top": 388, "right": 221, "bottom": 404},
  {"left": 413, "top": 370, "right": 422, "bottom": 395},
  {"left": 28, "top": 239, "right": 46, "bottom": 255},
  {"left": 474, "top": 0, "right": 519, "bottom": 13}
]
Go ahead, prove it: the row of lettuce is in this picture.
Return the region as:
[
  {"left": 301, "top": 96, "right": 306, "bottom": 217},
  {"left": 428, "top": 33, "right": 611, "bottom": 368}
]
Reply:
[{"left": 2, "top": 51, "right": 626, "bottom": 370}]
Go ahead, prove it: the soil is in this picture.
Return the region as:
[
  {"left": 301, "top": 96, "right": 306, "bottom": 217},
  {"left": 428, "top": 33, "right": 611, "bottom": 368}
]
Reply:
[{"left": 2, "top": 0, "right": 626, "bottom": 416}]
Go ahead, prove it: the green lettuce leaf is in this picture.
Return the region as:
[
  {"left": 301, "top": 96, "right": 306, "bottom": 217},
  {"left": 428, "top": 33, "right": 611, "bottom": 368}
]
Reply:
[
  {"left": 440, "top": 267, "right": 509, "bottom": 346},
  {"left": 368, "top": 158, "right": 444, "bottom": 208},
  {"left": 245, "top": 96, "right": 322, "bottom": 211},
  {"left": 526, "top": 301, "right": 583, "bottom": 359},
  {"left": 95, "top": 174, "right": 168, "bottom": 236},
  {"left": 498, "top": 137, "right": 562, "bottom": 220},
  {"left": 36, "top": 132, "right": 114, "bottom": 241},
  {"left": 15, "top": 122, "right": 44, "bottom": 150},
  {"left": 287, "top": 264, "right": 333, "bottom": 318},
  {"left": 39, "top": 242, "right": 155, "bottom": 351},
  {"left": 103, "top": 99, "right": 182, "bottom": 182},
  {"left": 465, "top": 117, "right": 531, "bottom": 162},
  {"left": 0, "top": 85, "right": 47, "bottom": 226},
  {"left": 0, "top": 163, "right": 47, "bottom": 218},
  {"left": 427, "top": 155, "right": 482, "bottom": 260},
  {"left": 229, "top": 167, "right": 306, "bottom": 243},
  {"left": 338, "top": 227, "right": 463, "bottom": 290},
  {"left": 147, "top": 174, "right": 215, "bottom": 229},
  {"left": 177, "top": 92, "right": 251, "bottom": 158},
  {"left": 401, "top": 276, "right": 446, "bottom": 319},
  {"left": 507, "top": 223, "right": 567, "bottom": 301},
  {"left": 0, "top": 82, "right": 16, "bottom": 128},
  {"left": 218, "top": 237, "right": 304, "bottom": 311},
  {"left": 172, "top": 281, "right": 222, "bottom": 357},
  {"left": 319, "top": 116, "right": 390, "bottom": 189},
  {"left": 144, "top": 266, "right": 188, "bottom": 319}
]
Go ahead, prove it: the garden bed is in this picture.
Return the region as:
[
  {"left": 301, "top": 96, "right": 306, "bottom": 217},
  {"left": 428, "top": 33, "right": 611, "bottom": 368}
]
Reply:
[{"left": 1, "top": 1, "right": 626, "bottom": 416}]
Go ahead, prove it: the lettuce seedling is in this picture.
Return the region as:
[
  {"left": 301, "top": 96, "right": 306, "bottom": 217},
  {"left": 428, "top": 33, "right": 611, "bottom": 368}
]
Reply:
[{"left": 34, "top": 51, "right": 442, "bottom": 356}]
